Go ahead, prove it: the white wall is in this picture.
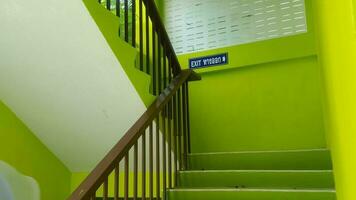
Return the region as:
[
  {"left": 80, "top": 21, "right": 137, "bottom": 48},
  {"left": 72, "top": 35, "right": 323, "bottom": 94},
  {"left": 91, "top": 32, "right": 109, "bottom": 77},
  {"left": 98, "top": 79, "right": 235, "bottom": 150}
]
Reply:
[{"left": 0, "top": 0, "right": 146, "bottom": 172}]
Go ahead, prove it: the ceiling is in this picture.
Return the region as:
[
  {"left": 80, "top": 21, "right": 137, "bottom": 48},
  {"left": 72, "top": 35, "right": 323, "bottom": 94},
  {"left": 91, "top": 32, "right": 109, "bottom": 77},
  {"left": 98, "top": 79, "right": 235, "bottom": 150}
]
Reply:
[{"left": 0, "top": 0, "right": 146, "bottom": 172}]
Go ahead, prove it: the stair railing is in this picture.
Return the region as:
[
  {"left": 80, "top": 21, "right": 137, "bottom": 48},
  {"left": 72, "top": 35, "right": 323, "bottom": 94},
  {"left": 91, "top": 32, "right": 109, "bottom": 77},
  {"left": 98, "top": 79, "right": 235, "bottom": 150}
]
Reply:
[
  {"left": 99, "top": 0, "right": 182, "bottom": 96},
  {"left": 67, "top": 1, "right": 202, "bottom": 198},
  {"left": 68, "top": 68, "right": 200, "bottom": 200}
]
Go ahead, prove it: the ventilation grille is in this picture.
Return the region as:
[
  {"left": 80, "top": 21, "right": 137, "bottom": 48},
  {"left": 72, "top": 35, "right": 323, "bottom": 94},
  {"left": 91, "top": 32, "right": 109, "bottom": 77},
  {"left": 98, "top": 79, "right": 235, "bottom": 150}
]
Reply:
[{"left": 164, "top": 0, "right": 308, "bottom": 55}]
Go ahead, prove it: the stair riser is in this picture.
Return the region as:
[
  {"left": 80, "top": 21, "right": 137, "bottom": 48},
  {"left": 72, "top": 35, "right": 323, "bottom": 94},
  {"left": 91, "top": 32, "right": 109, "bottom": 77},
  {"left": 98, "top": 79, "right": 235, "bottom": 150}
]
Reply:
[
  {"left": 178, "top": 171, "right": 334, "bottom": 189},
  {"left": 167, "top": 190, "right": 336, "bottom": 200},
  {"left": 188, "top": 150, "right": 333, "bottom": 170}
]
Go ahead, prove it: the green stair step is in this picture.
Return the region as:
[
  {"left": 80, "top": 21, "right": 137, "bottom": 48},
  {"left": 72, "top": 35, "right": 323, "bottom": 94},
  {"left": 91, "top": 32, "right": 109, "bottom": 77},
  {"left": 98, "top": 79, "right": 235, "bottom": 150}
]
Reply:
[
  {"left": 188, "top": 149, "right": 332, "bottom": 170},
  {"left": 167, "top": 188, "right": 336, "bottom": 200},
  {"left": 178, "top": 170, "right": 334, "bottom": 189}
]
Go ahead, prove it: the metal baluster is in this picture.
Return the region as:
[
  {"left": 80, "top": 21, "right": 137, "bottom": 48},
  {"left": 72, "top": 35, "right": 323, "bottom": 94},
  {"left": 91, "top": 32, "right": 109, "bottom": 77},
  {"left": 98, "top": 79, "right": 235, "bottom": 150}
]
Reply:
[
  {"left": 114, "top": 165, "right": 120, "bottom": 200},
  {"left": 182, "top": 83, "right": 188, "bottom": 170},
  {"left": 132, "top": 0, "right": 136, "bottom": 47},
  {"left": 116, "top": 0, "right": 120, "bottom": 16},
  {"left": 134, "top": 143, "right": 138, "bottom": 200},
  {"left": 124, "top": 154, "right": 129, "bottom": 200},
  {"left": 106, "top": 0, "right": 111, "bottom": 10},
  {"left": 162, "top": 109, "right": 167, "bottom": 199},
  {"left": 158, "top": 34, "right": 162, "bottom": 94},
  {"left": 103, "top": 177, "right": 108, "bottom": 200},
  {"left": 145, "top": 4, "right": 150, "bottom": 74},
  {"left": 142, "top": 131, "right": 146, "bottom": 200},
  {"left": 149, "top": 123, "right": 154, "bottom": 200},
  {"left": 177, "top": 88, "right": 183, "bottom": 170},
  {"left": 139, "top": 0, "right": 143, "bottom": 71},
  {"left": 152, "top": 27, "right": 157, "bottom": 95},
  {"left": 163, "top": 50, "right": 167, "bottom": 89},
  {"left": 124, "top": 0, "right": 129, "bottom": 42},
  {"left": 156, "top": 116, "right": 160, "bottom": 200},
  {"left": 167, "top": 101, "right": 172, "bottom": 188},
  {"left": 168, "top": 56, "right": 172, "bottom": 83},
  {"left": 173, "top": 94, "right": 178, "bottom": 187},
  {"left": 186, "top": 82, "right": 191, "bottom": 153}
]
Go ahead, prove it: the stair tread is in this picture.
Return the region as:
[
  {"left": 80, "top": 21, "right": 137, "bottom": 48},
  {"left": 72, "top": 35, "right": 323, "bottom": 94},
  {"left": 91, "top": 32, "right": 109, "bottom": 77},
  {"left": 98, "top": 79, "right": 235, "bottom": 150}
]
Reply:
[
  {"left": 178, "top": 169, "right": 334, "bottom": 189},
  {"left": 188, "top": 148, "right": 333, "bottom": 170},
  {"left": 189, "top": 148, "right": 329, "bottom": 156},
  {"left": 180, "top": 169, "right": 333, "bottom": 172},
  {"left": 167, "top": 188, "right": 336, "bottom": 200},
  {"left": 168, "top": 188, "right": 336, "bottom": 192}
]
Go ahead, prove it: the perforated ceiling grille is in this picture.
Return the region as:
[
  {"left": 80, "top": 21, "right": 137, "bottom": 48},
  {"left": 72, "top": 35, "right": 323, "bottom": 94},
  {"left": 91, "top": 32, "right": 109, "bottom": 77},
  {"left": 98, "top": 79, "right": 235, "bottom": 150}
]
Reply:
[{"left": 164, "top": 0, "right": 308, "bottom": 55}]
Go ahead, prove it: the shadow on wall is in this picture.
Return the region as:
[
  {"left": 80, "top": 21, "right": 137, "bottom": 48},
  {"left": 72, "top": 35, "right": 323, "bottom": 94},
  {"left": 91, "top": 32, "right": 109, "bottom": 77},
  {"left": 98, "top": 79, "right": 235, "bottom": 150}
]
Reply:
[{"left": 0, "top": 161, "right": 40, "bottom": 200}]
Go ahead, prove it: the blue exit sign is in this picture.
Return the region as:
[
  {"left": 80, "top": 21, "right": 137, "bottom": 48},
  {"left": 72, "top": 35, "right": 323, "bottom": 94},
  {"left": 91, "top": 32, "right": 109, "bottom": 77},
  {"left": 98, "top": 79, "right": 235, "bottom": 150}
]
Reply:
[{"left": 189, "top": 53, "right": 228, "bottom": 69}]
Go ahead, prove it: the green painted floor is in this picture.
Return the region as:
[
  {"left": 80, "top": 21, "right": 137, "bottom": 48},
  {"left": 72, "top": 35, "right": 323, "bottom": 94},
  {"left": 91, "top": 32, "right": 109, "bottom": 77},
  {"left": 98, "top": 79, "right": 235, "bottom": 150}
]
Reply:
[{"left": 167, "top": 149, "right": 336, "bottom": 200}]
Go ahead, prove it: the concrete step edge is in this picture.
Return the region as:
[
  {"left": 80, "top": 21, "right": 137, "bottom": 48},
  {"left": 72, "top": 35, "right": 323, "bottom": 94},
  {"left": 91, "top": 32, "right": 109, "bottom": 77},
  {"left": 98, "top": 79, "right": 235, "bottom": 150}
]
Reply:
[
  {"left": 167, "top": 188, "right": 336, "bottom": 193},
  {"left": 188, "top": 148, "right": 329, "bottom": 156}
]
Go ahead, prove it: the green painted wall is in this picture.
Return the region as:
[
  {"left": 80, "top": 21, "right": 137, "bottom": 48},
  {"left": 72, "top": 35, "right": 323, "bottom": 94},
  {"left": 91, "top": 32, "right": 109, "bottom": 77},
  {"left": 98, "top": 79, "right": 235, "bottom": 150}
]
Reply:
[
  {"left": 0, "top": 101, "right": 71, "bottom": 200},
  {"left": 312, "top": 1, "right": 356, "bottom": 200},
  {"left": 189, "top": 55, "right": 327, "bottom": 152},
  {"left": 168, "top": 0, "right": 328, "bottom": 153}
]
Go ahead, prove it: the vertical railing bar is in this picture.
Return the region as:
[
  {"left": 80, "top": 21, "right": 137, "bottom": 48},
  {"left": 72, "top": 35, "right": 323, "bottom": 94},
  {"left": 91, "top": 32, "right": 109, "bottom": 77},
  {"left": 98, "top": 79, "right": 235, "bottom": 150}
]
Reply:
[
  {"left": 134, "top": 143, "right": 138, "bottom": 200},
  {"left": 145, "top": 4, "right": 150, "bottom": 74},
  {"left": 103, "top": 177, "right": 108, "bottom": 200},
  {"left": 182, "top": 83, "right": 188, "bottom": 170},
  {"left": 155, "top": 115, "right": 160, "bottom": 200},
  {"left": 149, "top": 123, "right": 154, "bottom": 200},
  {"left": 114, "top": 165, "right": 120, "bottom": 200},
  {"left": 106, "top": 0, "right": 111, "bottom": 10},
  {"left": 132, "top": 0, "right": 136, "bottom": 47},
  {"left": 167, "top": 101, "right": 172, "bottom": 188},
  {"left": 140, "top": 0, "right": 181, "bottom": 77},
  {"left": 163, "top": 50, "right": 167, "bottom": 89},
  {"left": 139, "top": 0, "right": 143, "bottom": 71},
  {"left": 186, "top": 82, "right": 191, "bottom": 153},
  {"left": 157, "top": 34, "right": 162, "bottom": 94},
  {"left": 172, "top": 93, "right": 178, "bottom": 187},
  {"left": 177, "top": 88, "right": 183, "bottom": 170},
  {"left": 168, "top": 55, "right": 172, "bottom": 83},
  {"left": 124, "top": 0, "right": 129, "bottom": 42},
  {"left": 116, "top": 0, "right": 121, "bottom": 16},
  {"left": 152, "top": 27, "right": 157, "bottom": 95},
  {"left": 91, "top": 191, "right": 96, "bottom": 200},
  {"left": 124, "top": 154, "right": 129, "bottom": 200},
  {"left": 142, "top": 130, "right": 146, "bottom": 200},
  {"left": 162, "top": 109, "right": 167, "bottom": 199}
]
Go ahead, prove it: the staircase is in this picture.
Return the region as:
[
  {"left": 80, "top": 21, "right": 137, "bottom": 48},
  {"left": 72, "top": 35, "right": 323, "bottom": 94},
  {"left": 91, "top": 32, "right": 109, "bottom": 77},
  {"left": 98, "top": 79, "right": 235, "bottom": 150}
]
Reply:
[
  {"left": 68, "top": 0, "right": 338, "bottom": 200},
  {"left": 167, "top": 149, "right": 336, "bottom": 200}
]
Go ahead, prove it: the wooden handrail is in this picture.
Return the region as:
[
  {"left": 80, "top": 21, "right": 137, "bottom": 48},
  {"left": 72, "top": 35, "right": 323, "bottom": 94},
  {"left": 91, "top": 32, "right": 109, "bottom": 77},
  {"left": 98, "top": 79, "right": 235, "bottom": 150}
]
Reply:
[{"left": 67, "top": 69, "right": 200, "bottom": 200}]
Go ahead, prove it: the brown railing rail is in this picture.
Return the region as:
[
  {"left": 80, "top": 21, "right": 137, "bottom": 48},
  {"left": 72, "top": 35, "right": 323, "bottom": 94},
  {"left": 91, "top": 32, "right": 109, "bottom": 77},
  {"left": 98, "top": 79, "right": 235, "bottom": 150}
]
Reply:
[{"left": 68, "top": 69, "right": 200, "bottom": 200}]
